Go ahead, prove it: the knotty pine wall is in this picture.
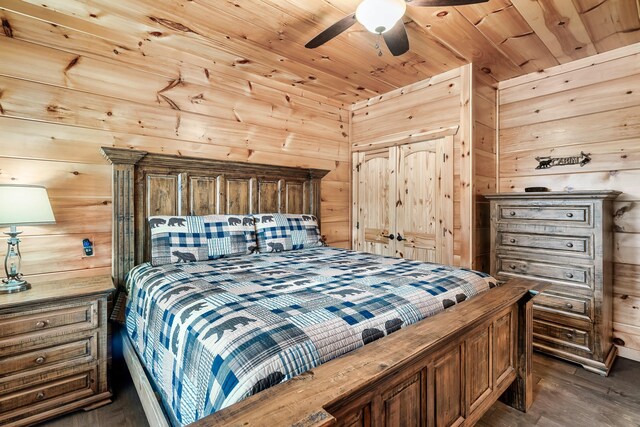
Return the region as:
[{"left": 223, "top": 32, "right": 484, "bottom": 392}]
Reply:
[
  {"left": 473, "top": 69, "right": 498, "bottom": 273},
  {"left": 0, "top": 9, "right": 350, "bottom": 283},
  {"left": 351, "top": 65, "right": 492, "bottom": 269},
  {"left": 498, "top": 43, "right": 640, "bottom": 361}
]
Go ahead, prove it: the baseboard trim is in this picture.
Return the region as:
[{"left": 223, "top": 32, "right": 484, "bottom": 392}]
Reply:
[{"left": 616, "top": 345, "right": 640, "bottom": 363}]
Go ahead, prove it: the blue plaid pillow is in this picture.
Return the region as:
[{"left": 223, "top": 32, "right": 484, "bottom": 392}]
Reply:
[
  {"left": 254, "top": 213, "right": 322, "bottom": 253},
  {"left": 148, "top": 215, "right": 257, "bottom": 266}
]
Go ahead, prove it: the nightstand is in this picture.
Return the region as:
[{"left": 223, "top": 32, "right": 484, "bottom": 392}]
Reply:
[{"left": 0, "top": 275, "right": 114, "bottom": 426}]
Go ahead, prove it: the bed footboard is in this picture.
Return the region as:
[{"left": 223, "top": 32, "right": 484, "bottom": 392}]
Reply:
[{"left": 194, "top": 278, "right": 543, "bottom": 427}]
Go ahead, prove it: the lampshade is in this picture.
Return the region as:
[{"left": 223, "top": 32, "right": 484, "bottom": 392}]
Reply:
[
  {"left": 356, "top": 0, "right": 406, "bottom": 34},
  {"left": 0, "top": 185, "right": 56, "bottom": 226}
]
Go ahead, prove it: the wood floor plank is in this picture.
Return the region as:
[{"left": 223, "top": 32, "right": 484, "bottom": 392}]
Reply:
[{"left": 480, "top": 353, "right": 640, "bottom": 426}]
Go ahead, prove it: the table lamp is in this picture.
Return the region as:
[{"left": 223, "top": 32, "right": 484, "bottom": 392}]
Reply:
[{"left": 0, "top": 185, "right": 56, "bottom": 293}]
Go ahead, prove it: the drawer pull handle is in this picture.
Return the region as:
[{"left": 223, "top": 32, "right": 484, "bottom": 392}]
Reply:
[
  {"left": 566, "top": 212, "right": 574, "bottom": 218},
  {"left": 35, "top": 356, "right": 46, "bottom": 365},
  {"left": 509, "top": 264, "right": 517, "bottom": 270},
  {"left": 509, "top": 211, "right": 516, "bottom": 216},
  {"left": 35, "top": 391, "right": 45, "bottom": 401},
  {"left": 566, "top": 333, "right": 574, "bottom": 340},
  {"left": 566, "top": 273, "right": 574, "bottom": 279},
  {"left": 566, "top": 242, "right": 574, "bottom": 248},
  {"left": 35, "top": 320, "right": 50, "bottom": 329},
  {"left": 565, "top": 303, "right": 574, "bottom": 309},
  {"left": 509, "top": 238, "right": 516, "bottom": 243}
]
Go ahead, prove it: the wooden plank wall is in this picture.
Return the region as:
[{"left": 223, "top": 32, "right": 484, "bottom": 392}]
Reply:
[
  {"left": 498, "top": 43, "right": 640, "bottom": 361},
  {"left": 0, "top": 8, "right": 350, "bottom": 284},
  {"left": 473, "top": 68, "right": 498, "bottom": 273},
  {"left": 350, "top": 65, "right": 477, "bottom": 268}
]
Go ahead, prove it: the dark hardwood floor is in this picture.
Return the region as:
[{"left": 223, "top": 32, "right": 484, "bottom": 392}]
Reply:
[
  {"left": 478, "top": 353, "right": 640, "bottom": 427},
  {"left": 39, "top": 353, "right": 640, "bottom": 427}
]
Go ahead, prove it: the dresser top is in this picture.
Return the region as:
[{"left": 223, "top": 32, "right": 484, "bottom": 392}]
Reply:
[
  {"left": 484, "top": 190, "right": 621, "bottom": 200},
  {"left": 0, "top": 275, "right": 114, "bottom": 309}
]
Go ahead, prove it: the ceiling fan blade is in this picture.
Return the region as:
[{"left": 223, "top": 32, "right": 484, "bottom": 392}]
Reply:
[
  {"left": 305, "top": 13, "right": 357, "bottom": 49},
  {"left": 383, "top": 20, "right": 409, "bottom": 56},
  {"left": 406, "top": 0, "right": 489, "bottom": 6}
]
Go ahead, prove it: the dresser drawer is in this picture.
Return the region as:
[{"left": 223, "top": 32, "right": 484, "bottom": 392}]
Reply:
[
  {"left": 498, "top": 232, "right": 591, "bottom": 257},
  {"left": 497, "top": 257, "right": 592, "bottom": 290},
  {"left": 534, "top": 292, "right": 592, "bottom": 320},
  {"left": 0, "top": 302, "right": 97, "bottom": 340},
  {"left": 0, "top": 366, "right": 97, "bottom": 420},
  {"left": 498, "top": 205, "right": 590, "bottom": 225},
  {"left": 0, "top": 334, "right": 96, "bottom": 378},
  {"left": 533, "top": 319, "right": 591, "bottom": 352}
]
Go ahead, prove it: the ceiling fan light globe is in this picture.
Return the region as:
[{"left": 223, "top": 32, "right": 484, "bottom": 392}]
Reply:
[{"left": 356, "top": 0, "right": 406, "bottom": 34}]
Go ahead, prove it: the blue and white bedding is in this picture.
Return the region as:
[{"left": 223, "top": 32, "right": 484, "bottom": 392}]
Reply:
[{"left": 125, "top": 247, "right": 497, "bottom": 426}]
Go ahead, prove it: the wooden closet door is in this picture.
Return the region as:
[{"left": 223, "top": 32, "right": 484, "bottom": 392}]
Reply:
[
  {"left": 353, "top": 149, "right": 396, "bottom": 256},
  {"left": 395, "top": 137, "right": 454, "bottom": 264}
]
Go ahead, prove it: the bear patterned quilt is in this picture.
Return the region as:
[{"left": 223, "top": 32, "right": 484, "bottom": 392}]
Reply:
[{"left": 125, "top": 246, "right": 497, "bottom": 426}]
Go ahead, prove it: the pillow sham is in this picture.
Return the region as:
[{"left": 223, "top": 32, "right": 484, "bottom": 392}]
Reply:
[
  {"left": 148, "top": 214, "right": 257, "bottom": 266},
  {"left": 253, "top": 213, "right": 323, "bottom": 253}
]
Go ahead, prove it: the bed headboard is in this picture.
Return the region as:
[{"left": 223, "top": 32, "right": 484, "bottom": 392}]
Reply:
[{"left": 101, "top": 147, "right": 330, "bottom": 288}]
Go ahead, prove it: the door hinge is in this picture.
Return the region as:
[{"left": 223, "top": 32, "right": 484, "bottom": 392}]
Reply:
[
  {"left": 356, "top": 222, "right": 360, "bottom": 230},
  {"left": 356, "top": 163, "right": 361, "bottom": 172}
]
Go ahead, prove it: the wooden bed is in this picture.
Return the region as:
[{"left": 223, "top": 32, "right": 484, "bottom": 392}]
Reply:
[{"left": 102, "top": 147, "right": 542, "bottom": 427}]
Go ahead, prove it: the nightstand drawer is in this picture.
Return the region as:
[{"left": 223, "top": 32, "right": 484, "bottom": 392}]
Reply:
[
  {"left": 0, "top": 302, "right": 97, "bottom": 340},
  {"left": 0, "top": 334, "right": 96, "bottom": 378},
  {"left": 498, "top": 205, "right": 590, "bottom": 225},
  {"left": 533, "top": 319, "right": 591, "bottom": 352},
  {"left": 534, "top": 292, "right": 592, "bottom": 320},
  {"left": 0, "top": 366, "right": 97, "bottom": 422},
  {"left": 498, "top": 232, "right": 591, "bottom": 257}
]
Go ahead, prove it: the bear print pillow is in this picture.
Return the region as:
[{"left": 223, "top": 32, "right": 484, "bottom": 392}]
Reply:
[
  {"left": 253, "top": 213, "right": 323, "bottom": 253},
  {"left": 148, "top": 215, "right": 257, "bottom": 266}
]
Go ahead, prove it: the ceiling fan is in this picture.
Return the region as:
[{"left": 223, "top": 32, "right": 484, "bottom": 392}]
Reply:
[{"left": 305, "top": 0, "right": 488, "bottom": 56}]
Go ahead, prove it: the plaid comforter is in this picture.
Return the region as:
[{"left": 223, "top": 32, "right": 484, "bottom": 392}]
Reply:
[{"left": 125, "top": 247, "right": 496, "bottom": 426}]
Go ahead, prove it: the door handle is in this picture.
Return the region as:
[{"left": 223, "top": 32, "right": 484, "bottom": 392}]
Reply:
[
  {"left": 396, "top": 234, "right": 405, "bottom": 242},
  {"left": 386, "top": 234, "right": 395, "bottom": 240}
]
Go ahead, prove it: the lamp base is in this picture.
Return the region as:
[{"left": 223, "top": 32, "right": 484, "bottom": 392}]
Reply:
[{"left": 0, "top": 278, "right": 31, "bottom": 294}]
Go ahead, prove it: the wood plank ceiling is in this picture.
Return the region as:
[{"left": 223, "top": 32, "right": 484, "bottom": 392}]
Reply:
[{"left": 2, "top": 0, "right": 640, "bottom": 104}]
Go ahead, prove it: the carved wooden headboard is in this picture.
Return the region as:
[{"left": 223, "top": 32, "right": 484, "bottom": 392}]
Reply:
[{"left": 101, "top": 147, "right": 330, "bottom": 288}]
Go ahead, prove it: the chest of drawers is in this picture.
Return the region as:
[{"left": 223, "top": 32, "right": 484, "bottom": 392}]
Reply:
[
  {"left": 0, "top": 276, "right": 113, "bottom": 426},
  {"left": 486, "top": 191, "right": 620, "bottom": 376}
]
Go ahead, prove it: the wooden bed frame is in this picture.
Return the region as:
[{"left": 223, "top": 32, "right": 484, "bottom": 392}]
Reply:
[{"left": 102, "top": 147, "right": 542, "bottom": 427}]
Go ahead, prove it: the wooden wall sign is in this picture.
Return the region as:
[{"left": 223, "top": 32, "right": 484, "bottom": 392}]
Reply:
[{"left": 535, "top": 152, "right": 591, "bottom": 169}]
